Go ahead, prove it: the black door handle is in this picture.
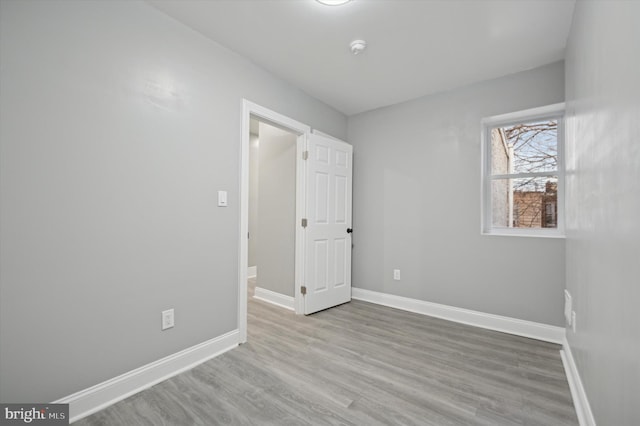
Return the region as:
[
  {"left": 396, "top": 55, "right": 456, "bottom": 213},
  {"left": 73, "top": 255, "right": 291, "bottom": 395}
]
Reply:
[{"left": 347, "top": 228, "right": 353, "bottom": 234}]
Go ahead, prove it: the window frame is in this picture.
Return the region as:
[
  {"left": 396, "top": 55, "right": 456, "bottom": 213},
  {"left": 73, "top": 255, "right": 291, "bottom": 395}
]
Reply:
[{"left": 481, "top": 103, "right": 565, "bottom": 238}]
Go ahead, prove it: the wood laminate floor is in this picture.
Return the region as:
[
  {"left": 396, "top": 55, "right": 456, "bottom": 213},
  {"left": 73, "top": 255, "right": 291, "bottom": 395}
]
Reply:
[{"left": 77, "top": 280, "right": 578, "bottom": 425}]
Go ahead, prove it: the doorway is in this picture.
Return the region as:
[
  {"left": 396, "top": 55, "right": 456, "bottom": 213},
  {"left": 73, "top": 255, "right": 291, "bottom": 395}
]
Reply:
[
  {"left": 248, "top": 118, "right": 297, "bottom": 310},
  {"left": 238, "top": 100, "right": 354, "bottom": 343},
  {"left": 239, "top": 101, "right": 309, "bottom": 343}
]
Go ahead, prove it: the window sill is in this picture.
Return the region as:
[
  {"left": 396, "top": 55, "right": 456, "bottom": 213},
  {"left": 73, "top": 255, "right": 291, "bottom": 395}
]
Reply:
[{"left": 481, "top": 230, "right": 566, "bottom": 239}]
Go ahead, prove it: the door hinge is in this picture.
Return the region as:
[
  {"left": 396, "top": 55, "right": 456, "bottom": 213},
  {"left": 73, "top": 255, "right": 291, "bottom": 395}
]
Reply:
[
  {"left": 301, "top": 218, "right": 308, "bottom": 228},
  {"left": 302, "top": 150, "right": 309, "bottom": 160},
  {"left": 301, "top": 286, "right": 307, "bottom": 295}
]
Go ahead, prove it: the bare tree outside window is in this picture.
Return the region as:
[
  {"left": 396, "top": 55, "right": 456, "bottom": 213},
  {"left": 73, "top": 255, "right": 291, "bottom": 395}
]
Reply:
[{"left": 490, "top": 120, "right": 558, "bottom": 229}]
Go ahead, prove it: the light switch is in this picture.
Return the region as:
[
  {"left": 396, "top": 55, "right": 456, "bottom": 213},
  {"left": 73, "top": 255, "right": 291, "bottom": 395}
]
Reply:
[{"left": 218, "top": 190, "right": 228, "bottom": 207}]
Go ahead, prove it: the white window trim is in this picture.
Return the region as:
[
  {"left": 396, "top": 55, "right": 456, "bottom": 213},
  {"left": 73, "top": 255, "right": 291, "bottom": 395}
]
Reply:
[{"left": 481, "top": 103, "right": 565, "bottom": 238}]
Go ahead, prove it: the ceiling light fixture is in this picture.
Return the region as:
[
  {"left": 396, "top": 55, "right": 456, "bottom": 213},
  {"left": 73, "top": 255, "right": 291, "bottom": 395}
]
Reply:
[{"left": 316, "top": 0, "right": 351, "bottom": 6}]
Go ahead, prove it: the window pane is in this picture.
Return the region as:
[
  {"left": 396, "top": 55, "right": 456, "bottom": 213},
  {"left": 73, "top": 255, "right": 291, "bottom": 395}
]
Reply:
[
  {"left": 491, "top": 177, "right": 558, "bottom": 229},
  {"left": 491, "top": 120, "right": 558, "bottom": 175}
]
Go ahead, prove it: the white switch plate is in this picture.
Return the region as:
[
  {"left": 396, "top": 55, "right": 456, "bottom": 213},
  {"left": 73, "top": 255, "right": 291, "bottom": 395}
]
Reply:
[
  {"left": 162, "top": 309, "right": 174, "bottom": 330},
  {"left": 393, "top": 269, "right": 401, "bottom": 280},
  {"left": 218, "top": 190, "right": 228, "bottom": 207}
]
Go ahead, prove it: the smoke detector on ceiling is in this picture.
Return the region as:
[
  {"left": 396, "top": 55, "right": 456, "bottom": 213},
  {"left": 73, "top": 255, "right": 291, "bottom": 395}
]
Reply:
[{"left": 350, "top": 40, "right": 367, "bottom": 55}]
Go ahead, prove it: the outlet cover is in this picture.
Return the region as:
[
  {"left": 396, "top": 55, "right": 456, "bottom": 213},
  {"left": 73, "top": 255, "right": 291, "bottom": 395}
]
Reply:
[
  {"left": 393, "top": 269, "right": 401, "bottom": 281},
  {"left": 162, "top": 309, "right": 175, "bottom": 330}
]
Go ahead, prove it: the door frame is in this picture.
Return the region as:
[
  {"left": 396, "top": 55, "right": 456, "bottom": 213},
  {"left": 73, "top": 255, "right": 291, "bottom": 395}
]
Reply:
[{"left": 239, "top": 99, "right": 309, "bottom": 343}]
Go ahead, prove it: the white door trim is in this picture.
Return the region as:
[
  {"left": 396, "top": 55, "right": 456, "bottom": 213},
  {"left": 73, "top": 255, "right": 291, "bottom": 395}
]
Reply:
[{"left": 239, "top": 100, "right": 310, "bottom": 342}]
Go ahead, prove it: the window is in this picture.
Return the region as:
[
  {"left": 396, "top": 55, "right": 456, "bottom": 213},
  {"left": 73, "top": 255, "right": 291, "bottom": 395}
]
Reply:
[{"left": 481, "top": 104, "right": 564, "bottom": 237}]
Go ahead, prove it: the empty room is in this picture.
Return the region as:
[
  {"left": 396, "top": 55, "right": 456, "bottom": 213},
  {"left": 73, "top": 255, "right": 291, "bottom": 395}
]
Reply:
[{"left": 0, "top": 1, "right": 638, "bottom": 425}]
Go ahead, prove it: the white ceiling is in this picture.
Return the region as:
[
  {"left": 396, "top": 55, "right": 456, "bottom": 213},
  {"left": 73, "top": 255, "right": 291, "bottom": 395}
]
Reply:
[{"left": 148, "top": 0, "right": 576, "bottom": 116}]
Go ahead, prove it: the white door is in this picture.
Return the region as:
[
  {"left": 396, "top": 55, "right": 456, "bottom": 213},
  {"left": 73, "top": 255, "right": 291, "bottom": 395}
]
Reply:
[{"left": 303, "top": 133, "right": 353, "bottom": 315}]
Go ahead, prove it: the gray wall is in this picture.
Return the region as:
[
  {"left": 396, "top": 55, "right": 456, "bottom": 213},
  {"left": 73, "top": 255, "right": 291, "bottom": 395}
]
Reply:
[
  {"left": 255, "top": 122, "right": 297, "bottom": 297},
  {"left": 565, "top": 1, "right": 640, "bottom": 424},
  {"left": 348, "top": 61, "right": 566, "bottom": 326},
  {"left": 0, "top": 0, "right": 346, "bottom": 403},
  {"left": 248, "top": 132, "right": 259, "bottom": 268}
]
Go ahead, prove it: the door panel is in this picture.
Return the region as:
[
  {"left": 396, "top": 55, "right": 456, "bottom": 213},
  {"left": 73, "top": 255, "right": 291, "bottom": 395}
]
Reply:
[{"left": 304, "top": 134, "right": 352, "bottom": 315}]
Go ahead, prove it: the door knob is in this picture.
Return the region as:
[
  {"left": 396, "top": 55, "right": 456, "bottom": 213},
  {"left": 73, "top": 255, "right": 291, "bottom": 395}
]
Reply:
[{"left": 347, "top": 228, "right": 353, "bottom": 233}]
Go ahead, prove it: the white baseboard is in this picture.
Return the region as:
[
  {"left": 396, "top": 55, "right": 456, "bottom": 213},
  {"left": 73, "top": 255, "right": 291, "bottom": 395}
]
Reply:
[
  {"left": 55, "top": 330, "right": 240, "bottom": 423},
  {"left": 351, "top": 287, "right": 565, "bottom": 344},
  {"left": 253, "top": 287, "right": 294, "bottom": 311},
  {"left": 247, "top": 265, "right": 257, "bottom": 278},
  {"left": 561, "top": 338, "right": 597, "bottom": 426}
]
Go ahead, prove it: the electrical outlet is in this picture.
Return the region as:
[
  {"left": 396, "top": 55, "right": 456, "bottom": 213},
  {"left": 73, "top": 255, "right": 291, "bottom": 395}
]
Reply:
[
  {"left": 393, "top": 269, "right": 401, "bottom": 281},
  {"left": 571, "top": 311, "right": 576, "bottom": 333},
  {"left": 162, "top": 309, "right": 175, "bottom": 330}
]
